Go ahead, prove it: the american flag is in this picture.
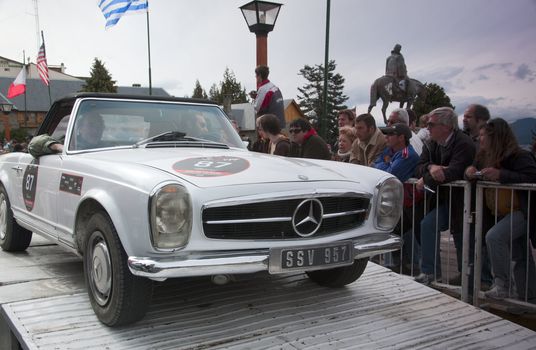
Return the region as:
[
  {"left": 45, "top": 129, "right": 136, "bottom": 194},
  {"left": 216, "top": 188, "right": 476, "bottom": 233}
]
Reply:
[{"left": 37, "top": 42, "right": 49, "bottom": 86}]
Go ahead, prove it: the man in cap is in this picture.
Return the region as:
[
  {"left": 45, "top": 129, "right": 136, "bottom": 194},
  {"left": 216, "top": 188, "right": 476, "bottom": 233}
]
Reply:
[
  {"left": 386, "top": 44, "right": 408, "bottom": 92},
  {"left": 374, "top": 123, "right": 421, "bottom": 272},
  {"left": 387, "top": 108, "right": 423, "bottom": 155},
  {"left": 374, "top": 123, "right": 419, "bottom": 182}
]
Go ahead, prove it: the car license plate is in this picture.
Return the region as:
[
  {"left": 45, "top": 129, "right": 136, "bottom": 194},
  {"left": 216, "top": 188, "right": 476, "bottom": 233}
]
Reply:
[{"left": 269, "top": 241, "right": 354, "bottom": 274}]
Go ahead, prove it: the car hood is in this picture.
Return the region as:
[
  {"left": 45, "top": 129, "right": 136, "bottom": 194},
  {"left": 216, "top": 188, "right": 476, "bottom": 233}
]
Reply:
[{"left": 85, "top": 147, "right": 370, "bottom": 188}]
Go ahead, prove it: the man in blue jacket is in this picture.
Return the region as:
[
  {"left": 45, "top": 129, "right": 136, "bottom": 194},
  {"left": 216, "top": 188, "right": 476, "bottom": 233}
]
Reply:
[
  {"left": 374, "top": 123, "right": 420, "bottom": 271},
  {"left": 374, "top": 123, "right": 419, "bottom": 182}
]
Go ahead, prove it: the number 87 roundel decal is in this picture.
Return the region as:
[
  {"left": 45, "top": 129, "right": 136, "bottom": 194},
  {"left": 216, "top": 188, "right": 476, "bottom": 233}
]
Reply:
[
  {"left": 173, "top": 156, "right": 249, "bottom": 177},
  {"left": 23, "top": 159, "right": 39, "bottom": 211}
]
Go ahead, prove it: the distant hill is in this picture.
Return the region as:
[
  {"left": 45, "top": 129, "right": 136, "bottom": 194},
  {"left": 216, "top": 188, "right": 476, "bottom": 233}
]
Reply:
[{"left": 510, "top": 118, "right": 536, "bottom": 147}]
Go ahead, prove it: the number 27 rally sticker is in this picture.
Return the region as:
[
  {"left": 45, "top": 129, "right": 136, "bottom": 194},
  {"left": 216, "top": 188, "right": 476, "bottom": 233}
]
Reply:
[{"left": 173, "top": 156, "right": 249, "bottom": 177}]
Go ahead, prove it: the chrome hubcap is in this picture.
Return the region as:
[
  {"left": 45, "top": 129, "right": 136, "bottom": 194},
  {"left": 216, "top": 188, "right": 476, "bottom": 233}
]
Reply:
[{"left": 89, "top": 234, "right": 112, "bottom": 306}]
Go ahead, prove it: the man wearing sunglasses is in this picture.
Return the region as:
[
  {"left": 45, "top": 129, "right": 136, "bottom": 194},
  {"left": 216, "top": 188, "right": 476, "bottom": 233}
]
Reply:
[
  {"left": 414, "top": 107, "right": 475, "bottom": 285},
  {"left": 288, "top": 118, "right": 331, "bottom": 160}
]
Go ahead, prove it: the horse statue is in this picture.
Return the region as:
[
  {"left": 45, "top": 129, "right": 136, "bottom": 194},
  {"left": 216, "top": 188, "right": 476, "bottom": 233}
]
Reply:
[{"left": 368, "top": 76, "right": 426, "bottom": 124}]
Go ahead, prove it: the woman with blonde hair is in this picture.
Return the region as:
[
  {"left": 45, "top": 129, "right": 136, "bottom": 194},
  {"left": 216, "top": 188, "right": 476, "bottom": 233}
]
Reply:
[{"left": 333, "top": 126, "right": 357, "bottom": 162}]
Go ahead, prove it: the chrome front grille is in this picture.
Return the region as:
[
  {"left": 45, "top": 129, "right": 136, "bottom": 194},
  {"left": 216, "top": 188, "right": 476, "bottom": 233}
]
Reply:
[{"left": 202, "top": 195, "right": 370, "bottom": 240}]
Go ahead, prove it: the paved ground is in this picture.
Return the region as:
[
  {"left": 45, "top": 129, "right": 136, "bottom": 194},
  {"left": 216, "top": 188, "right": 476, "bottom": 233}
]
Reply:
[{"left": 1, "top": 236, "right": 535, "bottom": 349}]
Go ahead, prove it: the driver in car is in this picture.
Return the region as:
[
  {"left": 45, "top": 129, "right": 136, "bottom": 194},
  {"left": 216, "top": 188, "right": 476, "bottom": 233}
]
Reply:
[
  {"left": 28, "top": 111, "right": 105, "bottom": 157},
  {"left": 74, "top": 113, "right": 105, "bottom": 150}
]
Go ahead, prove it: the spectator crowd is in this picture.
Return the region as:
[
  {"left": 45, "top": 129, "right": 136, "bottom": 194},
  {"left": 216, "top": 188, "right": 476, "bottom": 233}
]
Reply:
[{"left": 247, "top": 68, "right": 536, "bottom": 304}]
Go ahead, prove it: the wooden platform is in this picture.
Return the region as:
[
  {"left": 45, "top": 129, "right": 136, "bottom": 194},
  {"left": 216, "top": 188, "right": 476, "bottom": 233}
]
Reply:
[{"left": 1, "top": 237, "right": 535, "bottom": 349}]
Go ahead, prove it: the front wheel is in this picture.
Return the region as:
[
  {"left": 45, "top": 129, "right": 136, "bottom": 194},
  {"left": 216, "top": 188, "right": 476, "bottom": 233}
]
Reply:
[
  {"left": 306, "top": 258, "right": 368, "bottom": 287},
  {"left": 83, "top": 211, "right": 153, "bottom": 326},
  {"left": 0, "top": 185, "right": 32, "bottom": 252}
]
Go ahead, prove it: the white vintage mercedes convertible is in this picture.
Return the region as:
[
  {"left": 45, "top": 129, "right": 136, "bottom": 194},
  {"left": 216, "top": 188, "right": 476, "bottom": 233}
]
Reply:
[{"left": 0, "top": 93, "right": 402, "bottom": 326}]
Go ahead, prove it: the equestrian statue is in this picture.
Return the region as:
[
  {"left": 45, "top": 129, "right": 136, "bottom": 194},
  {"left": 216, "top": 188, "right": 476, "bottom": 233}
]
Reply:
[{"left": 368, "top": 44, "right": 426, "bottom": 124}]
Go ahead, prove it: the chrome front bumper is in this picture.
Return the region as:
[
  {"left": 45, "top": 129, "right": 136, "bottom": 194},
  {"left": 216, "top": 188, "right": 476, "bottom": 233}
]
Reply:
[{"left": 128, "top": 233, "right": 401, "bottom": 280}]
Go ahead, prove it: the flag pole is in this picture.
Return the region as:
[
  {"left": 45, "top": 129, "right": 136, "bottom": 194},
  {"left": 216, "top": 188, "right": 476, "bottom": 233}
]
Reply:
[
  {"left": 23, "top": 50, "right": 28, "bottom": 128},
  {"left": 146, "top": 8, "right": 152, "bottom": 95},
  {"left": 41, "top": 31, "right": 52, "bottom": 106}
]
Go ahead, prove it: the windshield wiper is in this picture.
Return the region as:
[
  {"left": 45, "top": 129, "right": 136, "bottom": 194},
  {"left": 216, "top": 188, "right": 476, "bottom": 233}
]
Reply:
[
  {"left": 134, "top": 131, "right": 187, "bottom": 147},
  {"left": 133, "top": 131, "right": 228, "bottom": 149}
]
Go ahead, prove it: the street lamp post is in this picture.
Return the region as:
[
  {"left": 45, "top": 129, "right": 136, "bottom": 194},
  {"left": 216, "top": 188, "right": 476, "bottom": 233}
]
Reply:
[
  {"left": 239, "top": 0, "right": 282, "bottom": 67},
  {"left": 0, "top": 101, "right": 14, "bottom": 141}
]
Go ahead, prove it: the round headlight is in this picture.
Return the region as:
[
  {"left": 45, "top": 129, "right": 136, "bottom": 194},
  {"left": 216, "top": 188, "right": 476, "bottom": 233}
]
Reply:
[
  {"left": 150, "top": 184, "right": 192, "bottom": 249},
  {"left": 375, "top": 177, "right": 403, "bottom": 230}
]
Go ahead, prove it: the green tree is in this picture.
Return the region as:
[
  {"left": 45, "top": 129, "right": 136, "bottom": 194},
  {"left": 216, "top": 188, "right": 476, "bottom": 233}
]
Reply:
[
  {"left": 297, "top": 60, "right": 348, "bottom": 145},
  {"left": 80, "top": 58, "right": 117, "bottom": 93},
  {"left": 412, "top": 82, "right": 454, "bottom": 122},
  {"left": 192, "top": 79, "right": 208, "bottom": 99},
  {"left": 208, "top": 83, "right": 220, "bottom": 102},
  {"left": 208, "top": 68, "right": 248, "bottom": 104}
]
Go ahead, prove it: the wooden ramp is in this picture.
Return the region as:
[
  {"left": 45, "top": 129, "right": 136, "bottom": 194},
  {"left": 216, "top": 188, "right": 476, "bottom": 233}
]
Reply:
[{"left": 1, "top": 238, "right": 535, "bottom": 349}]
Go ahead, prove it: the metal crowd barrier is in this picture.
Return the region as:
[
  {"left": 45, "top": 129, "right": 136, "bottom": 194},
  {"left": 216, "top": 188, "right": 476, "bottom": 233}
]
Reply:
[
  {"left": 473, "top": 181, "right": 536, "bottom": 308},
  {"left": 383, "top": 179, "right": 535, "bottom": 310}
]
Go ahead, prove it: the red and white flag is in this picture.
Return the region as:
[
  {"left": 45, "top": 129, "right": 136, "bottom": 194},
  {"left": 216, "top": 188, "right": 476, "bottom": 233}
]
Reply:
[
  {"left": 7, "top": 67, "right": 26, "bottom": 99},
  {"left": 37, "top": 42, "right": 49, "bottom": 86}
]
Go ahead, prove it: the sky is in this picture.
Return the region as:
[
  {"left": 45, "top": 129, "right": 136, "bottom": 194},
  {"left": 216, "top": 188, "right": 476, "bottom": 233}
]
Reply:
[{"left": 1, "top": 0, "right": 536, "bottom": 126}]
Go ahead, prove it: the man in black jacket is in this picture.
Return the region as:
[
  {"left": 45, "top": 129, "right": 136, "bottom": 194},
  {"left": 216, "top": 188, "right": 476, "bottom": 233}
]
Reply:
[{"left": 414, "top": 107, "right": 476, "bottom": 285}]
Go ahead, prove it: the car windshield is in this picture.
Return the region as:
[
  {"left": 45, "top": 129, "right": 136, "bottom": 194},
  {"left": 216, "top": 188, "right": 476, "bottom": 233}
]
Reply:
[{"left": 67, "top": 99, "right": 245, "bottom": 151}]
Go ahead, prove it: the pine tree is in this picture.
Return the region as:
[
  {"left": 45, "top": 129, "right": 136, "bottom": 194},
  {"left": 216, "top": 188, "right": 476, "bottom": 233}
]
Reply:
[
  {"left": 192, "top": 79, "right": 208, "bottom": 99},
  {"left": 208, "top": 83, "right": 220, "bottom": 102},
  {"left": 80, "top": 58, "right": 117, "bottom": 93},
  {"left": 412, "top": 83, "right": 454, "bottom": 121},
  {"left": 208, "top": 68, "right": 248, "bottom": 104},
  {"left": 297, "top": 60, "right": 348, "bottom": 145}
]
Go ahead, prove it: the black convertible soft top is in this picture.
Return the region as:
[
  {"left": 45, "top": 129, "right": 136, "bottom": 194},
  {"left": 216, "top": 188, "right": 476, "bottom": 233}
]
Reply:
[{"left": 53, "top": 92, "right": 218, "bottom": 106}]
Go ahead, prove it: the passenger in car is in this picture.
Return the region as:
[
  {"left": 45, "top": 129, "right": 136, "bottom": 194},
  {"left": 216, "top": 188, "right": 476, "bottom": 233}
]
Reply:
[{"left": 29, "top": 111, "right": 105, "bottom": 156}]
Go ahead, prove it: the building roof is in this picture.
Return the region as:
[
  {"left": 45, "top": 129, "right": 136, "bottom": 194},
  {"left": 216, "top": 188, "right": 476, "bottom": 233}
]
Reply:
[
  {"left": 0, "top": 76, "right": 169, "bottom": 112},
  {"left": 1, "top": 57, "right": 170, "bottom": 112},
  {"left": 0, "top": 60, "right": 81, "bottom": 81}
]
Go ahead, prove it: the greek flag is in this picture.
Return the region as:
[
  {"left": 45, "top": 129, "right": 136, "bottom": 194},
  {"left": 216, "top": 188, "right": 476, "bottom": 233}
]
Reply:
[{"left": 98, "top": 0, "right": 148, "bottom": 29}]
